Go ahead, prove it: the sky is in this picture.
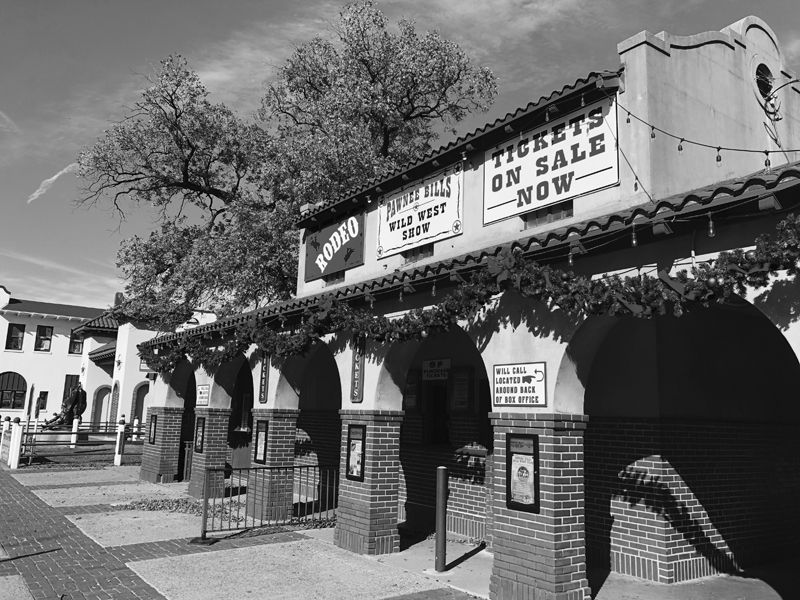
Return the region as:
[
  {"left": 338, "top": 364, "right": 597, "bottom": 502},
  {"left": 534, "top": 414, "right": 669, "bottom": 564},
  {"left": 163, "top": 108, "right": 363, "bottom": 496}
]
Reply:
[{"left": 1, "top": 0, "right": 798, "bottom": 309}]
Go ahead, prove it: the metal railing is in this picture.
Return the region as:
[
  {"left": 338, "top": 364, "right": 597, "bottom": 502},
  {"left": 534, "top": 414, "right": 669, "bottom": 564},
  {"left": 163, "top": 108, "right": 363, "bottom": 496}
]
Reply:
[{"left": 199, "top": 464, "right": 339, "bottom": 539}]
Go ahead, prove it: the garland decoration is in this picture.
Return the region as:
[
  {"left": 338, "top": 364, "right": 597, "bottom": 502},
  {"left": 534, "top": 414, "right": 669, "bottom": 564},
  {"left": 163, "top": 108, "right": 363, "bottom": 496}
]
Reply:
[{"left": 138, "top": 213, "right": 800, "bottom": 374}]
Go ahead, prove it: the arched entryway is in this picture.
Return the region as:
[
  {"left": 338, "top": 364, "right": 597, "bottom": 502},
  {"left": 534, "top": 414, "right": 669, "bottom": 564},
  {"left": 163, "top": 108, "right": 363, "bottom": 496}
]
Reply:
[
  {"left": 132, "top": 381, "right": 150, "bottom": 424},
  {"left": 228, "top": 358, "right": 254, "bottom": 469},
  {"left": 296, "top": 343, "right": 342, "bottom": 468},
  {"left": 170, "top": 361, "right": 197, "bottom": 482},
  {"left": 92, "top": 385, "right": 112, "bottom": 424},
  {"left": 384, "top": 326, "right": 492, "bottom": 540},
  {"left": 565, "top": 296, "right": 800, "bottom": 584}
]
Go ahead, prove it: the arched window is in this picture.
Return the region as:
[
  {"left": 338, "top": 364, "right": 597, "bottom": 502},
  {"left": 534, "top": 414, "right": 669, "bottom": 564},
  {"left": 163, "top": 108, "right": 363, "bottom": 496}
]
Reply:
[{"left": 0, "top": 372, "right": 27, "bottom": 410}]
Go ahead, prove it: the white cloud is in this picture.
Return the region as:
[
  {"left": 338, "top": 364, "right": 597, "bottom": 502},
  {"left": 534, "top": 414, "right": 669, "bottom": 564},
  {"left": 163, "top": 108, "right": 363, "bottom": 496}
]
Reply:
[
  {"left": 26, "top": 163, "right": 79, "bottom": 203},
  {"left": 0, "top": 108, "right": 22, "bottom": 135},
  {"left": 784, "top": 35, "right": 800, "bottom": 68}
]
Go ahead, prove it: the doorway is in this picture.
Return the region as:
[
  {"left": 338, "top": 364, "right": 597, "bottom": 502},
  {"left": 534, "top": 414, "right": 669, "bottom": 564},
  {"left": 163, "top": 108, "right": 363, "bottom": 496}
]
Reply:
[
  {"left": 228, "top": 361, "right": 254, "bottom": 469},
  {"left": 425, "top": 380, "right": 450, "bottom": 445},
  {"left": 176, "top": 371, "right": 196, "bottom": 481}
]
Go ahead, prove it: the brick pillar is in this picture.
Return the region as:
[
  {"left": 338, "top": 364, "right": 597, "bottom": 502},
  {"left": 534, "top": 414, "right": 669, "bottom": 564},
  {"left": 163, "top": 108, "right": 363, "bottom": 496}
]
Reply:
[
  {"left": 246, "top": 408, "right": 299, "bottom": 521},
  {"left": 335, "top": 410, "right": 403, "bottom": 555},
  {"left": 188, "top": 407, "right": 231, "bottom": 499},
  {"left": 490, "top": 413, "right": 590, "bottom": 600},
  {"left": 140, "top": 407, "right": 183, "bottom": 483}
]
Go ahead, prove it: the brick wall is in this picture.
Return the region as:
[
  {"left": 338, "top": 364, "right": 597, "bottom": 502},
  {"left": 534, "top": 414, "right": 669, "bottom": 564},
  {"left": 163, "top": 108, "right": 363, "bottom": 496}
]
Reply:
[
  {"left": 335, "top": 410, "right": 402, "bottom": 555},
  {"left": 139, "top": 406, "right": 183, "bottom": 483},
  {"left": 247, "top": 408, "right": 298, "bottom": 521},
  {"left": 489, "top": 412, "right": 589, "bottom": 600},
  {"left": 187, "top": 407, "right": 231, "bottom": 498},
  {"left": 585, "top": 417, "right": 800, "bottom": 583},
  {"left": 295, "top": 410, "right": 341, "bottom": 468}
]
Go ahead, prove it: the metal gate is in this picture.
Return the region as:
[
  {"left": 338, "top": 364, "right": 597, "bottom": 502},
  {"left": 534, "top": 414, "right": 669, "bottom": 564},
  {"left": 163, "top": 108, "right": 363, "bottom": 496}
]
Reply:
[{"left": 199, "top": 464, "right": 339, "bottom": 538}]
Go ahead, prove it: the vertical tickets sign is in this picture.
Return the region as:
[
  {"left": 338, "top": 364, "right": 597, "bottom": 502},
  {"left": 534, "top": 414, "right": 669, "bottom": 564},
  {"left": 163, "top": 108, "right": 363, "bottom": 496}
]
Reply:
[
  {"left": 483, "top": 96, "right": 618, "bottom": 224},
  {"left": 351, "top": 337, "right": 365, "bottom": 403},
  {"left": 377, "top": 167, "right": 463, "bottom": 258},
  {"left": 304, "top": 213, "right": 365, "bottom": 282}
]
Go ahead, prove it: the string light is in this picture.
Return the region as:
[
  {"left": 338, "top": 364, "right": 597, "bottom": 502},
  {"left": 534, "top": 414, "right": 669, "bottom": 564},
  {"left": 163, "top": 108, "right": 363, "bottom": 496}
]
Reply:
[
  {"left": 708, "top": 213, "right": 716, "bottom": 238},
  {"left": 716, "top": 147, "right": 722, "bottom": 167},
  {"left": 631, "top": 225, "right": 638, "bottom": 248},
  {"left": 431, "top": 281, "right": 437, "bottom": 297},
  {"left": 399, "top": 290, "right": 404, "bottom": 303},
  {"left": 568, "top": 253, "right": 574, "bottom": 266},
  {"left": 650, "top": 126, "right": 656, "bottom": 141},
  {"left": 765, "top": 151, "right": 772, "bottom": 173},
  {"left": 678, "top": 139, "right": 684, "bottom": 156},
  {"left": 581, "top": 94, "right": 585, "bottom": 107}
]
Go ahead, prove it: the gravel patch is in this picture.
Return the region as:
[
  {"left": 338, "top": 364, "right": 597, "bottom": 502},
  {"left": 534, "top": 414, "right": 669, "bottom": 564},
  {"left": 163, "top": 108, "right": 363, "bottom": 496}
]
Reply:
[
  {"left": 129, "top": 538, "right": 446, "bottom": 600},
  {"left": 67, "top": 510, "right": 204, "bottom": 547},
  {"left": 0, "top": 576, "right": 33, "bottom": 600},
  {"left": 32, "top": 481, "right": 189, "bottom": 507},
  {"left": 11, "top": 465, "right": 141, "bottom": 487}
]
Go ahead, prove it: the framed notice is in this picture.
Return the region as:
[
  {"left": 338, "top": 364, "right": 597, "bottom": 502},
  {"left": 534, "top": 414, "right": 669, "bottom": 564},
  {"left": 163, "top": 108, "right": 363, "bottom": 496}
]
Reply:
[
  {"left": 451, "top": 368, "right": 472, "bottom": 412},
  {"left": 346, "top": 424, "right": 366, "bottom": 482},
  {"left": 483, "top": 96, "right": 619, "bottom": 224},
  {"left": 196, "top": 384, "right": 210, "bottom": 407},
  {"left": 493, "top": 362, "right": 546, "bottom": 407},
  {"left": 404, "top": 370, "right": 420, "bottom": 411},
  {"left": 506, "top": 434, "right": 539, "bottom": 512},
  {"left": 148, "top": 415, "right": 157, "bottom": 444},
  {"left": 194, "top": 417, "right": 205, "bottom": 454},
  {"left": 258, "top": 354, "right": 270, "bottom": 404},
  {"left": 351, "top": 337, "right": 365, "bottom": 403},
  {"left": 376, "top": 166, "right": 463, "bottom": 258},
  {"left": 254, "top": 420, "right": 268, "bottom": 464}
]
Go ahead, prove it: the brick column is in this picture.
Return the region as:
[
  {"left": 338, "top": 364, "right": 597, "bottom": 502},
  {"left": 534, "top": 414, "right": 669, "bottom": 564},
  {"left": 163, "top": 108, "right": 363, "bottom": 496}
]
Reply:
[
  {"left": 335, "top": 410, "right": 403, "bottom": 556},
  {"left": 140, "top": 407, "right": 183, "bottom": 483},
  {"left": 247, "top": 408, "right": 299, "bottom": 521},
  {"left": 490, "top": 413, "right": 590, "bottom": 600},
  {"left": 188, "top": 407, "right": 231, "bottom": 499}
]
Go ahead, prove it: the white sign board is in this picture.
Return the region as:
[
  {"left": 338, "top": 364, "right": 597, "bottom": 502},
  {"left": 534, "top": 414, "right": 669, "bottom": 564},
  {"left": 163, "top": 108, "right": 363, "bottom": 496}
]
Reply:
[
  {"left": 493, "top": 362, "right": 546, "bottom": 407},
  {"left": 377, "top": 167, "right": 463, "bottom": 258},
  {"left": 483, "top": 96, "right": 618, "bottom": 224},
  {"left": 196, "top": 384, "right": 210, "bottom": 407},
  {"left": 422, "top": 359, "right": 451, "bottom": 381}
]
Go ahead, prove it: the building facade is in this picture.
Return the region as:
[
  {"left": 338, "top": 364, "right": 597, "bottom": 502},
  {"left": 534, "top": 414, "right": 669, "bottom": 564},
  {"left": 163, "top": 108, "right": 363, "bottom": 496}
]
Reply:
[
  {"left": 138, "top": 17, "right": 800, "bottom": 600},
  {"left": 0, "top": 285, "right": 103, "bottom": 421}
]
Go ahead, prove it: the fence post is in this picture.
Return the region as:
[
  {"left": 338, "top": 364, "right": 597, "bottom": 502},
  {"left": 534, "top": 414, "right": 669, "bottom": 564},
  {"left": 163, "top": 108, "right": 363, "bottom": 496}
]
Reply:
[
  {"left": 132, "top": 417, "right": 140, "bottom": 441},
  {"left": 189, "top": 467, "right": 217, "bottom": 545},
  {"left": 435, "top": 465, "right": 448, "bottom": 572},
  {"left": 9, "top": 418, "right": 23, "bottom": 470},
  {"left": 70, "top": 418, "right": 80, "bottom": 448},
  {"left": 114, "top": 418, "right": 126, "bottom": 466}
]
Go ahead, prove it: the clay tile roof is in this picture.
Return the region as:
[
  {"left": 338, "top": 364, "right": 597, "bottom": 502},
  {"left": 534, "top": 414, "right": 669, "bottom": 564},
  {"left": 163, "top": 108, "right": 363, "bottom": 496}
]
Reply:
[
  {"left": 142, "top": 157, "right": 800, "bottom": 350},
  {"left": 0, "top": 298, "right": 104, "bottom": 320},
  {"left": 295, "top": 69, "right": 623, "bottom": 229},
  {"left": 72, "top": 311, "right": 120, "bottom": 335},
  {"left": 88, "top": 340, "right": 117, "bottom": 362}
]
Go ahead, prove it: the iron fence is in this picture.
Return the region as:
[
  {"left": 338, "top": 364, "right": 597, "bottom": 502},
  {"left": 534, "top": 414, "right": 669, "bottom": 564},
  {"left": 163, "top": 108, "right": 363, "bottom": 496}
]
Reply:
[{"left": 199, "top": 464, "right": 339, "bottom": 539}]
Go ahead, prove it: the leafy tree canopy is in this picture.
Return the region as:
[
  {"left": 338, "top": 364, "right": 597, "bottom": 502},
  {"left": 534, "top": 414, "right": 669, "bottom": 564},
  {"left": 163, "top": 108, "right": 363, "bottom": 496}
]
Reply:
[{"left": 77, "top": 1, "right": 496, "bottom": 331}]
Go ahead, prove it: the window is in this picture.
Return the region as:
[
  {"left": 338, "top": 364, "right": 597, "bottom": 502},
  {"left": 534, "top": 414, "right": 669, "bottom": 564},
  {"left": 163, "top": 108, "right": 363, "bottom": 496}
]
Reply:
[
  {"left": 402, "top": 242, "right": 434, "bottom": 264},
  {"left": 4, "top": 323, "right": 25, "bottom": 350},
  {"left": 34, "top": 325, "right": 53, "bottom": 352},
  {"left": 0, "top": 371, "right": 27, "bottom": 410},
  {"left": 323, "top": 270, "right": 345, "bottom": 287},
  {"left": 521, "top": 200, "right": 573, "bottom": 229},
  {"left": 68, "top": 332, "right": 83, "bottom": 355}
]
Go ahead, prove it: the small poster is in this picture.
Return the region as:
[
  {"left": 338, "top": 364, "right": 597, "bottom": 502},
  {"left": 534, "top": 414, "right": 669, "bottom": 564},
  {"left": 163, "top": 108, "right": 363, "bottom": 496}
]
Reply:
[
  {"left": 506, "top": 434, "right": 539, "bottom": 512},
  {"left": 422, "top": 359, "right": 451, "bottom": 381},
  {"left": 493, "top": 362, "right": 546, "bottom": 407},
  {"left": 258, "top": 355, "right": 270, "bottom": 404},
  {"left": 254, "top": 420, "right": 268, "bottom": 464},
  {"left": 351, "top": 337, "right": 365, "bottom": 403},
  {"left": 451, "top": 368, "right": 472, "bottom": 411},
  {"left": 148, "top": 415, "right": 157, "bottom": 445},
  {"left": 194, "top": 417, "right": 205, "bottom": 454},
  {"left": 196, "top": 384, "right": 210, "bottom": 407},
  {"left": 404, "top": 371, "right": 420, "bottom": 410},
  {"left": 346, "top": 424, "right": 365, "bottom": 482}
]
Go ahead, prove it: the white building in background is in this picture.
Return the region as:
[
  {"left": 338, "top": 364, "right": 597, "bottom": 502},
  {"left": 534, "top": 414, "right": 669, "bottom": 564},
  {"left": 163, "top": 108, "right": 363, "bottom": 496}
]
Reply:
[{"left": 0, "top": 284, "right": 103, "bottom": 421}]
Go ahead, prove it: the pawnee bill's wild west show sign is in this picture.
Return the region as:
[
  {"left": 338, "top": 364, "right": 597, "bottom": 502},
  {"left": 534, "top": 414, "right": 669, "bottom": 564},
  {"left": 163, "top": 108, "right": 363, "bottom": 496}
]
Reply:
[
  {"left": 377, "top": 167, "right": 463, "bottom": 258},
  {"left": 304, "top": 213, "right": 365, "bottom": 282},
  {"left": 483, "top": 96, "right": 619, "bottom": 224}
]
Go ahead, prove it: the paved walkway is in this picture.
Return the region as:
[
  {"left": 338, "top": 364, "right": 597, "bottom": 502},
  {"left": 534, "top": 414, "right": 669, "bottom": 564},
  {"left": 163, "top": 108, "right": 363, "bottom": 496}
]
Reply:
[{"left": 0, "top": 468, "right": 475, "bottom": 600}]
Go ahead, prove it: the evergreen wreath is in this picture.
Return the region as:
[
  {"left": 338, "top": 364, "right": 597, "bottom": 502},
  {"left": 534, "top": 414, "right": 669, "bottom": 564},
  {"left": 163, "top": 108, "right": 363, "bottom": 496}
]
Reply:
[{"left": 138, "top": 214, "right": 800, "bottom": 374}]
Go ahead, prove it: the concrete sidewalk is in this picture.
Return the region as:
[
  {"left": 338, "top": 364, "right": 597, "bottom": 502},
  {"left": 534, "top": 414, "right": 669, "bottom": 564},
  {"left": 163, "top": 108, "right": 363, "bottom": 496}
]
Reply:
[{"left": 0, "top": 465, "right": 795, "bottom": 600}]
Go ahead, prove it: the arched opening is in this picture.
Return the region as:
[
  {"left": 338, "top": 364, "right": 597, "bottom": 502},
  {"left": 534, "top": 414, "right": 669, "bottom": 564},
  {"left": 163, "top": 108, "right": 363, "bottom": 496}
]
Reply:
[
  {"left": 172, "top": 362, "right": 197, "bottom": 482},
  {"left": 573, "top": 297, "right": 800, "bottom": 583},
  {"left": 92, "top": 385, "right": 112, "bottom": 424},
  {"left": 296, "top": 343, "right": 342, "bottom": 468},
  {"left": 391, "top": 327, "right": 492, "bottom": 540},
  {"left": 132, "top": 382, "right": 150, "bottom": 424},
  {"left": 228, "top": 359, "right": 254, "bottom": 469},
  {"left": 0, "top": 372, "right": 27, "bottom": 410}
]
